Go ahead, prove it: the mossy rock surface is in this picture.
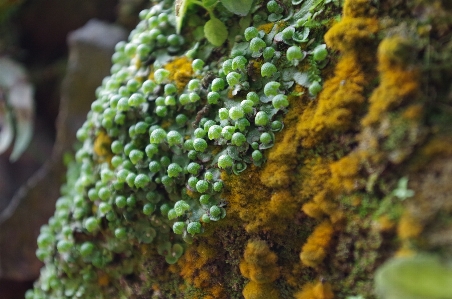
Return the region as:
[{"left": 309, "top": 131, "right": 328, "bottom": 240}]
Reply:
[{"left": 28, "top": 0, "right": 452, "bottom": 298}]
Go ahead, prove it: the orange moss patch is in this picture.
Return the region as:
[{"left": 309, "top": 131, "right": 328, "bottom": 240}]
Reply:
[
  {"left": 329, "top": 153, "right": 363, "bottom": 193},
  {"left": 222, "top": 166, "right": 272, "bottom": 233},
  {"left": 300, "top": 220, "right": 334, "bottom": 268},
  {"left": 302, "top": 190, "right": 341, "bottom": 223},
  {"left": 257, "top": 23, "right": 275, "bottom": 34},
  {"left": 97, "top": 272, "right": 109, "bottom": 287},
  {"left": 162, "top": 56, "right": 194, "bottom": 91},
  {"left": 374, "top": 215, "right": 395, "bottom": 232},
  {"left": 294, "top": 281, "right": 334, "bottom": 299},
  {"left": 260, "top": 93, "right": 306, "bottom": 188},
  {"left": 397, "top": 212, "right": 423, "bottom": 240},
  {"left": 94, "top": 130, "right": 113, "bottom": 163},
  {"left": 240, "top": 240, "right": 281, "bottom": 299},
  {"left": 239, "top": 240, "right": 280, "bottom": 284},
  {"left": 324, "top": 17, "right": 378, "bottom": 52},
  {"left": 178, "top": 242, "right": 226, "bottom": 298},
  {"left": 361, "top": 37, "right": 420, "bottom": 127},
  {"left": 242, "top": 281, "right": 280, "bottom": 299},
  {"left": 297, "top": 8, "right": 378, "bottom": 146},
  {"left": 343, "top": 0, "right": 377, "bottom": 18}
]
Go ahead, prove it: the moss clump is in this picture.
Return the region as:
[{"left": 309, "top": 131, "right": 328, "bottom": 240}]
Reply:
[{"left": 27, "top": 0, "right": 452, "bottom": 298}]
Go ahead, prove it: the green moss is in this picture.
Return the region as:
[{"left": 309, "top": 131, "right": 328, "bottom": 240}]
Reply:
[{"left": 27, "top": 0, "right": 452, "bottom": 298}]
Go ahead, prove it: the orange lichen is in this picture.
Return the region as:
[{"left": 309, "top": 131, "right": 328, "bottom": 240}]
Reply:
[
  {"left": 297, "top": 4, "right": 378, "bottom": 147},
  {"left": 374, "top": 215, "right": 395, "bottom": 232},
  {"left": 324, "top": 17, "right": 378, "bottom": 52},
  {"left": 93, "top": 130, "right": 113, "bottom": 163},
  {"left": 397, "top": 212, "right": 423, "bottom": 240},
  {"left": 240, "top": 240, "right": 281, "bottom": 299},
  {"left": 294, "top": 281, "right": 334, "bottom": 299},
  {"left": 240, "top": 240, "right": 280, "bottom": 284},
  {"left": 361, "top": 36, "right": 420, "bottom": 126},
  {"left": 329, "top": 154, "right": 362, "bottom": 194},
  {"left": 162, "top": 56, "right": 194, "bottom": 91},
  {"left": 178, "top": 242, "right": 226, "bottom": 298},
  {"left": 242, "top": 281, "right": 280, "bottom": 299},
  {"left": 97, "top": 272, "right": 109, "bottom": 287},
  {"left": 260, "top": 94, "right": 306, "bottom": 188},
  {"left": 257, "top": 23, "right": 275, "bottom": 34},
  {"left": 343, "top": 0, "right": 377, "bottom": 18},
  {"left": 300, "top": 221, "right": 334, "bottom": 268}
]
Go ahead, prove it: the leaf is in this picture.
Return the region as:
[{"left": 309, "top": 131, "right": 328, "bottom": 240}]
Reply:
[
  {"left": 293, "top": 27, "right": 310, "bottom": 42},
  {"left": 0, "top": 97, "right": 14, "bottom": 154},
  {"left": 9, "top": 82, "right": 34, "bottom": 162},
  {"left": 293, "top": 72, "right": 310, "bottom": 87},
  {"left": 375, "top": 255, "right": 452, "bottom": 299},
  {"left": 204, "top": 17, "right": 228, "bottom": 47},
  {"left": 175, "top": 0, "right": 190, "bottom": 34},
  {"left": 220, "top": 0, "right": 253, "bottom": 16},
  {"left": 0, "top": 57, "right": 35, "bottom": 162},
  {"left": 202, "top": 0, "right": 218, "bottom": 8}
]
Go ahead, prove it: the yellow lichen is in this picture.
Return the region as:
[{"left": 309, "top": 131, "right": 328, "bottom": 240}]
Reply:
[
  {"left": 93, "top": 130, "right": 113, "bottom": 163},
  {"left": 240, "top": 240, "right": 280, "bottom": 284},
  {"left": 240, "top": 240, "right": 281, "bottom": 299},
  {"left": 397, "top": 212, "right": 423, "bottom": 240},
  {"left": 300, "top": 221, "right": 334, "bottom": 268},
  {"left": 178, "top": 242, "right": 226, "bottom": 298},
  {"left": 242, "top": 281, "right": 280, "bottom": 299},
  {"left": 158, "top": 56, "right": 194, "bottom": 91},
  {"left": 361, "top": 36, "right": 420, "bottom": 127},
  {"left": 294, "top": 281, "right": 334, "bottom": 299}
]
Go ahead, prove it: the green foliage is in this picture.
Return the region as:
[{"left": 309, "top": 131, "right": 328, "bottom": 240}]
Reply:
[
  {"left": 27, "top": 0, "right": 340, "bottom": 296},
  {"left": 375, "top": 255, "right": 452, "bottom": 299},
  {"left": 204, "top": 17, "right": 228, "bottom": 46}
]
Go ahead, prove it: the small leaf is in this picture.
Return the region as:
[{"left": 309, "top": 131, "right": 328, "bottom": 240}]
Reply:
[
  {"left": 293, "top": 27, "right": 310, "bottom": 42},
  {"left": 293, "top": 72, "right": 310, "bottom": 87},
  {"left": 220, "top": 0, "right": 253, "bottom": 16},
  {"left": 0, "top": 98, "right": 14, "bottom": 154},
  {"left": 202, "top": 0, "right": 218, "bottom": 8},
  {"left": 9, "top": 82, "right": 34, "bottom": 162},
  {"left": 204, "top": 17, "right": 228, "bottom": 47},
  {"left": 175, "top": 0, "right": 190, "bottom": 34},
  {"left": 375, "top": 255, "right": 452, "bottom": 299},
  {"left": 268, "top": 13, "right": 283, "bottom": 22}
]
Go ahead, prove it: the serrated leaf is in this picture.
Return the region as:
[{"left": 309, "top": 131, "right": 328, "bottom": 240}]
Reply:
[
  {"left": 204, "top": 17, "right": 228, "bottom": 47},
  {"left": 220, "top": 0, "right": 253, "bottom": 16}
]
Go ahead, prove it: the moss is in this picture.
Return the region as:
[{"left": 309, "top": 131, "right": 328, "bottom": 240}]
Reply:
[
  {"left": 27, "top": 0, "right": 452, "bottom": 298},
  {"left": 299, "top": 220, "right": 334, "bottom": 268},
  {"left": 294, "top": 281, "right": 334, "bottom": 299}
]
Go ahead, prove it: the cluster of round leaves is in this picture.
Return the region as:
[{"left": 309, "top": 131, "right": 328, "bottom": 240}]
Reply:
[{"left": 28, "top": 0, "right": 332, "bottom": 297}]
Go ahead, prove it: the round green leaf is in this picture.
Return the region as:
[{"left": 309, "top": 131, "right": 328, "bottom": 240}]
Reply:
[{"left": 204, "top": 17, "right": 228, "bottom": 47}]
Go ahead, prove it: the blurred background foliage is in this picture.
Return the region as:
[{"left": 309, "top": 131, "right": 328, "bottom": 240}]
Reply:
[{"left": 0, "top": 0, "right": 148, "bottom": 297}]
